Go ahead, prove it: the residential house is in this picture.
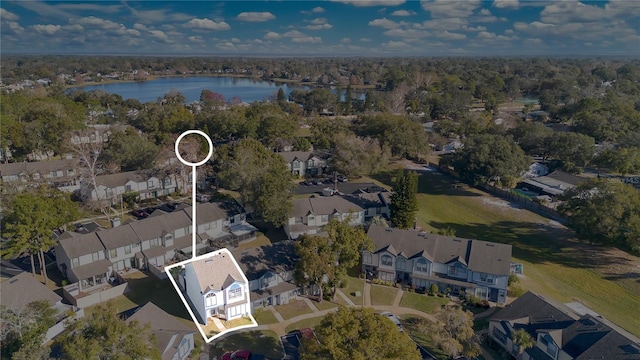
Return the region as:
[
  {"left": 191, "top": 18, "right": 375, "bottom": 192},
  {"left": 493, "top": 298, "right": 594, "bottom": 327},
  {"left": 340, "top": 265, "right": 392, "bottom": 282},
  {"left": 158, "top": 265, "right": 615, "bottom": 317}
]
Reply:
[
  {"left": 1, "top": 271, "right": 83, "bottom": 343},
  {"left": 0, "top": 158, "right": 80, "bottom": 192},
  {"left": 279, "top": 151, "right": 328, "bottom": 178},
  {"left": 179, "top": 250, "right": 250, "bottom": 325},
  {"left": 83, "top": 169, "right": 190, "bottom": 206},
  {"left": 284, "top": 194, "right": 366, "bottom": 239},
  {"left": 519, "top": 170, "right": 588, "bottom": 197},
  {"left": 232, "top": 241, "right": 300, "bottom": 310},
  {"left": 363, "top": 225, "right": 512, "bottom": 304},
  {"left": 489, "top": 291, "right": 640, "bottom": 359},
  {"left": 523, "top": 162, "right": 550, "bottom": 179},
  {"left": 125, "top": 302, "right": 196, "bottom": 360},
  {"left": 346, "top": 191, "right": 392, "bottom": 220}
]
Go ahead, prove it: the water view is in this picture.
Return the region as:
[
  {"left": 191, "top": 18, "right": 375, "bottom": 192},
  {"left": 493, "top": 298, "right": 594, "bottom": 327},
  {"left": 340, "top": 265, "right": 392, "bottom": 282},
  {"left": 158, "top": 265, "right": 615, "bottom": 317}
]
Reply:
[{"left": 71, "top": 76, "right": 313, "bottom": 103}]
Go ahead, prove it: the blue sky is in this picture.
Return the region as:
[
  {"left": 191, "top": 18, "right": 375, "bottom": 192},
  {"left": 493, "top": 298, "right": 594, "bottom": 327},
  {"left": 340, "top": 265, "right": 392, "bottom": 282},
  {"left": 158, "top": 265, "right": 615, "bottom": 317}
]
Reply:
[{"left": 1, "top": 1, "right": 638, "bottom": 56}]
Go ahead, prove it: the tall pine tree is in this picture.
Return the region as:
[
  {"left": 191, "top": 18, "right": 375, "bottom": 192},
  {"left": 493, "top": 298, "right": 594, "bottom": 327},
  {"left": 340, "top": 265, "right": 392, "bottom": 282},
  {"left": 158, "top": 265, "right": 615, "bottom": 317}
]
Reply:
[{"left": 389, "top": 169, "right": 419, "bottom": 229}]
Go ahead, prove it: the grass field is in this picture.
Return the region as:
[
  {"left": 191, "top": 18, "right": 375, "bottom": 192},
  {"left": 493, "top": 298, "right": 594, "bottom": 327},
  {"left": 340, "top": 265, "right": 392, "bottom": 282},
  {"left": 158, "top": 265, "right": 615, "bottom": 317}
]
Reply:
[
  {"left": 313, "top": 298, "right": 340, "bottom": 311},
  {"left": 274, "top": 300, "right": 312, "bottom": 320},
  {"left": 375, "top": 169, "right": 640, "bottom": 336},
  {"left": 210, "top": 330, "right": 283, "bottom": 360},
  {"left": 370, "top": 284, "right": 399, "bottom": 306},
  {"left": 340, "top": 273, "right": 365, "bottom": 305},
  {"left": 253, "top": 309, "right": 279, "bottom": 325},
  {"left": 399, "top": 292, "right": 449, "bottom": 314}
]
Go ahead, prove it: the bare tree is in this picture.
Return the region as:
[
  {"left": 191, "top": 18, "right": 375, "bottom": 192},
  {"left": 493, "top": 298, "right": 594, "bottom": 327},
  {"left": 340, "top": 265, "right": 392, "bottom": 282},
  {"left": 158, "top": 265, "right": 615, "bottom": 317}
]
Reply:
[
  {"left": 156, "top": 135, "right": 203, "bottom": 196},
  {"left": 68, "top": 129, "right": 112, "bottom": 221},
  {"left": 388, "top": 82, "right": 409, "bottom": 114}
]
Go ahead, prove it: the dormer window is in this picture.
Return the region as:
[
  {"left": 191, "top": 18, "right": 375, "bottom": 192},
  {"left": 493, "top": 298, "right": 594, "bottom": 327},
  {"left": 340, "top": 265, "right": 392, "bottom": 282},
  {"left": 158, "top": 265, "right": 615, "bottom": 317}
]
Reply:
[
  {"left": 396, "top": 258, "right": 406, "bottom": 270},
  {"left": 416, "top": 259, "right": 429, "bottom": 272},
  {"left": 381, "top": 255, "right": 392, "bottom": 266},
  {"left": 229, "top": 283, "right": 242, "bottom": 299},
  {"left": 205, "top": 293, "right": 216, "bottom": 307}
]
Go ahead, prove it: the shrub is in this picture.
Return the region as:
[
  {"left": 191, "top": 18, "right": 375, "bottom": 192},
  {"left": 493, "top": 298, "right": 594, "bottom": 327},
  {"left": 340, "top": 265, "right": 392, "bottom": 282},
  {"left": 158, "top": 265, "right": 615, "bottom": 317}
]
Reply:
[
  {"left": 429, "top": 283, "right": 439, "bottom": 295},
  {"left": 508, "top": 274, "right": 520, "bottom": 286}
]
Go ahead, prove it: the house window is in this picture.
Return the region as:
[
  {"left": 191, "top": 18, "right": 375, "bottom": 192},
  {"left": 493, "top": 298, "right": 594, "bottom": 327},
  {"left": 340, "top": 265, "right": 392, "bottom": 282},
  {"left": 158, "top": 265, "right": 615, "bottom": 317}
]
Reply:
[
  {"left": 416, "top": 259, "right": 429, "bottom": 273},
  {"left": 480, "top": 273, "right": 494, "bottom": 284},
  {"left": 449, "top": 266, "right": 457, "bottom": 275},
  {"left": 292, "top": 161, "right": 300, "bottom": 168},
  {"left": 205, "top": 293, "right": 216, "bottom": 307},
  {"left": 72, "top": 257, "right": 80, "bottom": 267},
  {"left": 263, "top": 273, "right": 274, "bottom": 288},
  {"left": 147, "top": 180, "right": 154, "bottom": 188},
  {"left": 124, "top": 245, "right": 131, "bottom": 254},
  {"left": 321, "top": 215, "right": 329, "bottom": 222},
  {"left": 381, "top": 255, "right": 392, "bottom": 266},
  {"left": 363, "top": 252, "right": 372, "bottom": 264},
  {"left": 308, "top": 215, "right": 315, "bottom": 222},
  {"left": 125, "top": 185, "right": 132, "bottom": 191},
  {"left": 165, "top": 233, "right": 173, "bottom": 242},
  {"left": 295, "top": 217, "right": 304, "bottom": 224},
  {"left": 92, "top": 251, "right": 101, "bottom": 262},
  {"left": 308, "top": 160, "right": 314, "bottom": 167},
  {"left": 163, "top": 178, "right": 171, "bottom": 186},
  {"left": 229, "top": 284, "right": 242, "bottom": 299},
  {"left": 133, "top": 242, "right": 140, "bottom": 248},
  {"left": 150, "top": 238, "right": 159, "bottom": 247},
  {"left": 110, "top": 249, "right": 117, "bottom": 258},
  {"left": 396, "top": 258, "right": 406, "bottom": 270}
]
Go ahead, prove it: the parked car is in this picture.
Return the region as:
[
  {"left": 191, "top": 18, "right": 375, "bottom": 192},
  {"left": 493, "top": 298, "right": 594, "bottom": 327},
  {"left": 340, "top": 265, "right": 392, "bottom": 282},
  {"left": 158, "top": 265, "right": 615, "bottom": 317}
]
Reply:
[
  {"left": 196, "top": 193, "right": 210, "bottom": 202},
  {"left": 380, "top": 311, "right": 403, "bottom": 332},
  {"left": 337, "top": 175, "right": 348, "bottom": 182},
  {"left": 130, "top": 209, "right": 147, "bottom": 218}
]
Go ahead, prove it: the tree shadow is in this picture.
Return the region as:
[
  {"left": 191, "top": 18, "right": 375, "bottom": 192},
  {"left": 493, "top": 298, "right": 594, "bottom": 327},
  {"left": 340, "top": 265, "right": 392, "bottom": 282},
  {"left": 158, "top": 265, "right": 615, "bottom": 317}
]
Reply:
[
  {"left": 249, "top": 220, "right": 288, "bottom": 242},
  {"left": 210, "top": 330, "right": 283, "bottom": 359},
  {"left": 371, "top": 168, "right": 481, "bottom": 197},
  {"left": 427, "top": 220, "right": 636, "bottom": 270},
  {"left": 123, "top": 272, "right": 190, "bottom": 320}
]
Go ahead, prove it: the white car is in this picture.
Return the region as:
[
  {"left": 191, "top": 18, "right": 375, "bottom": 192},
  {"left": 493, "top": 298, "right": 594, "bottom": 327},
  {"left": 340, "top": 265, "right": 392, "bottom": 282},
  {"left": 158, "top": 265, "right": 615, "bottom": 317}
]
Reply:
[{"left": 380, "top": 311, "right": 403, "bottom": 331}]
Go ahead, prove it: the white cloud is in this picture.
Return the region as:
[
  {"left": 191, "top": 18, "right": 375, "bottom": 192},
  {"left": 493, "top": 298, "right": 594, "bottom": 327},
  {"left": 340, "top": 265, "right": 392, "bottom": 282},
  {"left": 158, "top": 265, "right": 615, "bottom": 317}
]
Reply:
[
  {"left": 383, "top": 40, "right": 409, "bottom": 48},
  {"left": 188, "top": 35, "right": 204, "bottom": 42},
  {"left": 479, "top": 9, "right": 491, "bottom": 15},
  {"left": 420, "top": 0, "right": 482, "bottom": 18},
  {"left": 462, "top": 25, "right": 487, "bottom": 32},
  {"left": 341, "top": 37, "right": 351, "bottom": 43},
  {"left": 70, "top": 16, "right": 123, "bottom": 31},
  {"left": 313, "top": 6, "right": 325, "bottom": 13},
  {"left": 184, "top": 18, "right": 230, "bottom": 31},
  {"left": 236, "top": 12, "right": 276, "bottom": 22},
  {"left": 283, "top": 30, "right": 306, "bottom": 38},
  {"left": 390, "top": 10, "right": 416, "bottom": 16},
  {"left": 133, "top": 23, "right": 149, "bottom": 31},
  {"left": 216, "top": 42, "right": 237, "bottom": 51},
  {"left": 492, "top": 0, "right": 519, "bottom": 9},
  {"left": 361, "top": 38, "right": 372, "bottom": 42},
  {"left": 1, "top": 8, "right": 19, "bottom": 21},
  {"left": 291, "top": 36, "right": 322, "bottom": 43},
  {"left": 149, "top": 29, "right": 170, "bottom": 42},
  {"left": 368, "top": 18, "right": 405, "bottom": 29},
  {"left": 231, "top": 37, "right": 241, "bottom": 43},
  {"left": 126, "top": 29, "right": 140, "bottom": 36},
  {"left": 62, "top": 24, "right": 84, "bottom": 32},
  {"left": 304, "top": 18, "right": 333, "bottom": 30},
  {"left": 55, "top": 3, "right": 122, "bottom": 13},
  {"left": 434, "top": 31, "right": 466, "bottom": 40},
  {"left": 31, "top": 24, "right": 61, "bottom": 35},
  {"left": 5, "top": 21, "right": 24, "bottom": 34},
  {"left": 332, "top": 0, "right": 406, "bottom": 7},
  {"left": 524, "top": 38, "right": 543, "bottom": 45},
  {"left": 418, "top": 17, "right": 468, "bottom": 31},
  {"left": 383, "top": 28, "right": 429, "bottom": 38},
  {"left": 264, "top": 31, "right": 281, "bottom": 39}
]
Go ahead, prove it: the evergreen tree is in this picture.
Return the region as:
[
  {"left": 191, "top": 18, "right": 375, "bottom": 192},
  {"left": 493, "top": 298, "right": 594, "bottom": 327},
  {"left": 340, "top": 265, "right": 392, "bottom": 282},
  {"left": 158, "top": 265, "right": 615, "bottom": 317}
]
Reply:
[{"left": 390, "top": 169, "right": 419, "bottom": 229}]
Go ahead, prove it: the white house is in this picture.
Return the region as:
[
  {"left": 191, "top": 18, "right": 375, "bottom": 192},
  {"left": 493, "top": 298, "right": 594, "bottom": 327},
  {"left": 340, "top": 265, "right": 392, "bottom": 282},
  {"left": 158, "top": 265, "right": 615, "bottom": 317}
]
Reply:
[
  {"left": 179, "top": 250, "right": 250, "bottom": 325},
  {"left": 284, "top": 194, "right": 366, "bottom": 239},
  {"left": 279, "top": 151, "right": 329, "bottom": 178}
]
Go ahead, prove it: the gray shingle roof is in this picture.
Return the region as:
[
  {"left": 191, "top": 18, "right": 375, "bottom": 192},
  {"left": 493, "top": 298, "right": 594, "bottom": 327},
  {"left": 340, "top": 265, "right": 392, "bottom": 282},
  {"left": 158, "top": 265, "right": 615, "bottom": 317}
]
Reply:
[
  {"left": 126, "top": 302, "right": 195, "bottom": 360},
  {"left": 279, "top": 151, "right": 313, "bottom": 163},
  {"left": 95, "top": 169, "right": 155, "bottom": 188},
  {"left": 69, "top": 259, "right": 112, "bottom": 280},
  {"left": 188, "top": 251, "right": 245, "bottom": 293},
  {"left": 367, "top": 225, "right": 512, "bottom": 276},
  {"left": 129, "top": 210, "right": 191, "bottom": 241},
  {"left": 57, "top": 232, "right": 106, "bottom": 258},
  {"left": 0, "top": 272, "right": 61, "bottom": 309},
  {"left": 182, "top": 202, "right": 228, "bottom": 224},
  {"left": 0, "top": 158, "right": 78, "bottom": 177},
  {"left": 291, "top": 195, "right": 365, "bottom": 218},
  {"left": 96, "top": 224, "right": 140, "bottom": 250},
  {"left": 490, "top": 291, "right": 577, "bottom": 324},
  {"left": 231, "top": 241, "right": 298, "bottom": 280}
]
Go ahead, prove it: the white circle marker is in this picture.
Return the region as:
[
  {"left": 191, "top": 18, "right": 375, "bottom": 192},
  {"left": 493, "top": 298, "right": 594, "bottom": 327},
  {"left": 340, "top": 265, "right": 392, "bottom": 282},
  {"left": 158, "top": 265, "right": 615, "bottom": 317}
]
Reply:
[{"left": 174, "top": 130, "right": 214, "bottom": 167}]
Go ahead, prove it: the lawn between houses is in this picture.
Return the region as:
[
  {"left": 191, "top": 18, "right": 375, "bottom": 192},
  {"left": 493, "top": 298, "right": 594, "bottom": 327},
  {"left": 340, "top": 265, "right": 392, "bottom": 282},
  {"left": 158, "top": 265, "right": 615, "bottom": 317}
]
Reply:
[{"left": 374, "top": 169, "right": 640, "bottom": 336}]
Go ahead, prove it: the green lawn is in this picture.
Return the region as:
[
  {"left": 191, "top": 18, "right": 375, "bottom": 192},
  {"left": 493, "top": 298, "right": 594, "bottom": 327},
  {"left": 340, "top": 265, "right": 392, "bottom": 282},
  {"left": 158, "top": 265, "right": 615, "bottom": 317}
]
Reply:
[
  {"left": 285, "top": 316, "right": 326, "bottom": 333},
  {"left": 399, "top": 292, "right": 449, "bottom": 314},
  {"left": 210, "top": 330, "right": 283, "bottom": 360},
  {"left": 373, "top": 170, "right": 640, "bottom": 336},
  {"left": 253, "top": 309, "right": 279, "bottom": 325},
  {"left": 370, "top": 284, "right": 400, "bottom": 306},
  {"left": 274, "top": 300, "right": 312, "bottom": 320},
  {"left": 340, "top": 274, "right": 365, "bottom": 305},
  {"left": 313, "top": 299, "right": 340, "bottom": 311}
]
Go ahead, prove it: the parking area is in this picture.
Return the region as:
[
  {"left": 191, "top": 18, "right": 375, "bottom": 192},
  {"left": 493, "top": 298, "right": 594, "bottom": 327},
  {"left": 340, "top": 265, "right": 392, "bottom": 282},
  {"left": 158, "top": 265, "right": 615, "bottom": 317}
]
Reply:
[
  {"left": 295, "top": 182, "right": 386, "bottom": 195},
  {"left": 280, "top": 332, "right": 301, "bottom": 360}
]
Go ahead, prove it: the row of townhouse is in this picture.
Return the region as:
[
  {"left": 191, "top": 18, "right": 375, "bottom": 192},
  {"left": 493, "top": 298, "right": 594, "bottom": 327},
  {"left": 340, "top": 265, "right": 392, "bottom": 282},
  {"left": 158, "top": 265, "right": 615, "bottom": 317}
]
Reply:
[
  {"left": 81, "top": 169, "right": 191, "bottom": 206},
  {"left": 0, "top": 158, "right": 81, "bottom": 192},
  {"left": 363, "top": 225, "right": 512, "bottom": 304},
  {"left": 489, "top": 291, "right": 640, "bottom": 359},
  {"left": 284, "top": 191, "right": 391, "bottom": 239},
  {"left": 54, "top": 202, "right": 256, "bottom": 306}
]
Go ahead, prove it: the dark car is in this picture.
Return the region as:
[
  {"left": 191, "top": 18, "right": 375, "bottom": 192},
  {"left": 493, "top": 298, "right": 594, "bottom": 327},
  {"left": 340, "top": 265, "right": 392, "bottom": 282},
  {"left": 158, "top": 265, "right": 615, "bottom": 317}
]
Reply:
[{"left": 130, "top": 209, "right": 147, "bottom": 218}]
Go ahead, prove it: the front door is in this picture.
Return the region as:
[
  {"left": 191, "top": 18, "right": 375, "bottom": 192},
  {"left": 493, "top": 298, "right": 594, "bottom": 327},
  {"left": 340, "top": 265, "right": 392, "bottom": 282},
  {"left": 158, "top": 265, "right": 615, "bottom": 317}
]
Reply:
[{"left": 275, "top": 294, "right": 281, "bottom": 305}]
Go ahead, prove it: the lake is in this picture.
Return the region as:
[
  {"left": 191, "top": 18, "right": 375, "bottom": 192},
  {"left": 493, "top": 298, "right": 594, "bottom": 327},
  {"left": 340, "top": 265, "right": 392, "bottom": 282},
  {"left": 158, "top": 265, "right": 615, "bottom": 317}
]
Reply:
[{"left": 71, "top": 76, "right": 314, "bottom": 103}]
